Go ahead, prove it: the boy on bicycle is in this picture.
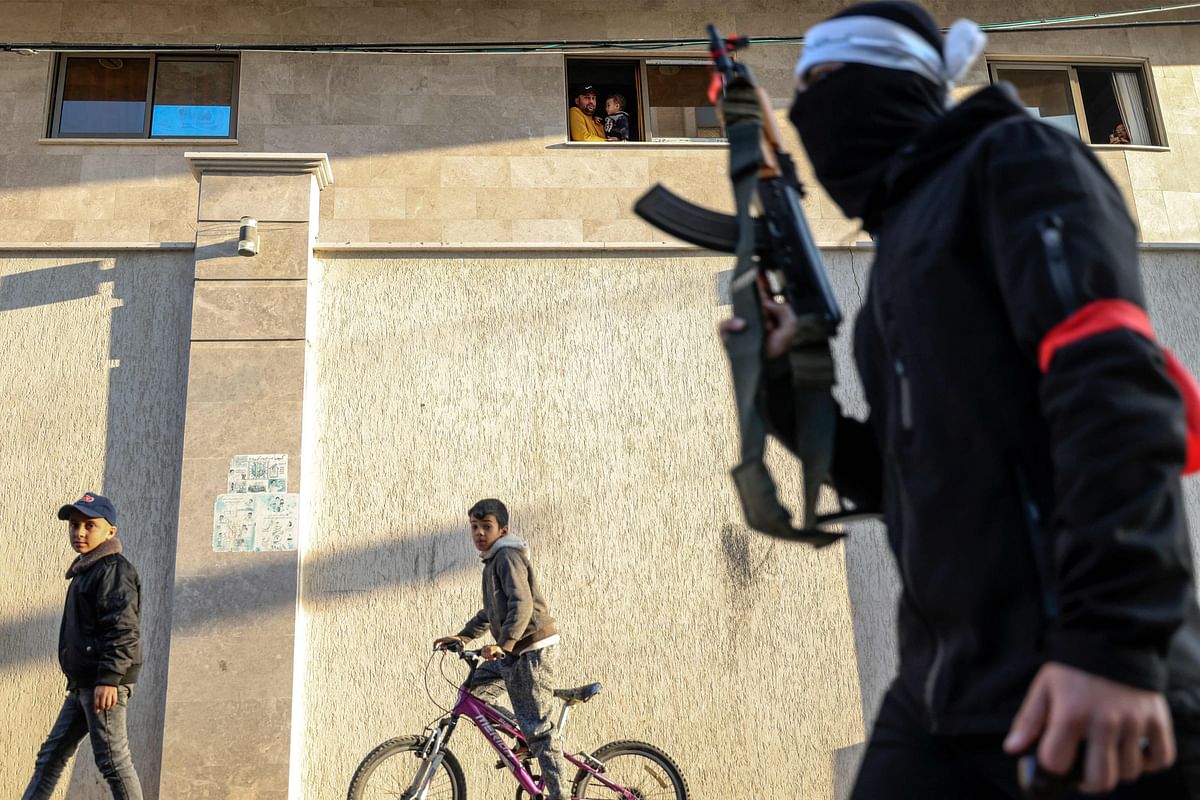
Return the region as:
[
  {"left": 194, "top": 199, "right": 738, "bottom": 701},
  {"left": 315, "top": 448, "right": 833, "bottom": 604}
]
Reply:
[{"left": 434, "top": 498, "right": 566, "bottom": 800}]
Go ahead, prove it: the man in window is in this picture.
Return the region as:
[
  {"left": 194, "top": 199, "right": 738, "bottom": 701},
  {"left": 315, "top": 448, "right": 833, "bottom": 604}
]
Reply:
[{"left": 568, "top": 85, "right": 607, "bottom": 142}]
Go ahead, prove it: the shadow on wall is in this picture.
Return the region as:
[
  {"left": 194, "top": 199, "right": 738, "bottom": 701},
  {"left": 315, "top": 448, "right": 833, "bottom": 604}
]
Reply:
[
  {"left": 0, "top": 255, "right": 192, "bottom": 799},
  {"left": 0, "top": 527, "right": 474, "bottom": 672}
]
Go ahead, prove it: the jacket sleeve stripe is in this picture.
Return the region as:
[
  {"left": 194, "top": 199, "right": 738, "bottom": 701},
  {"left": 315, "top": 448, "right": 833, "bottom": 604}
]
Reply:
[{"left": 1039, "top": 298, "right": 1200, "bottom": 474}]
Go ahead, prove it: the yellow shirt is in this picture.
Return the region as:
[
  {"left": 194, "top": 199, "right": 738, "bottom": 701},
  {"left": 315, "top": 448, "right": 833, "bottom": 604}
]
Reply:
[{"left": 569, "top": 107, "right": 607, "bottom": 142}]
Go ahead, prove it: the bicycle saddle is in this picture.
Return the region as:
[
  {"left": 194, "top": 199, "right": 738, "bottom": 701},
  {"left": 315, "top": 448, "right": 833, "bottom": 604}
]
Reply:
[{"left": 553, "top": 683, "right": 603, "bottom": 706}]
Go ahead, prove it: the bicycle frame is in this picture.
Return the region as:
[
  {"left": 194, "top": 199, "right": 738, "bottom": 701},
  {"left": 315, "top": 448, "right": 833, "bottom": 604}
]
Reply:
[{"left": 407, "top": 656, "right": 638, "bottom": 800}]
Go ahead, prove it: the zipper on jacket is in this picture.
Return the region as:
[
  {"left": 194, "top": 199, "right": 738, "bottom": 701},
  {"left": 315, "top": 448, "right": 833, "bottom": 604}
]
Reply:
[
  {"left": 894, "top": 359, "right": 914, "bottom": 432},
  {"left": 871, "top": 281, "right": 940, "bottom": 726},
  {"left": 1039, "top": 215, "right": 1080, "bottom": 315},
  {"left": 1014, "top": 462, "right": 1058, "bottom": 622}
]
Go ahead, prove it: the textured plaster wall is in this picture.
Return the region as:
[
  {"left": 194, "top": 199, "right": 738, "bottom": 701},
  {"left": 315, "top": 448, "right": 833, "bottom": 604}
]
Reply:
[
  {"left": 299, "top": 252, "right": 870, "bottom": 799},
  {"left": 298, "top": 245, "right": 1200, "bottom": 799},
  {"left": 0, "top": 251, "right": 193, "bottom": 799},
  {"left": 1141, "top": 251, "right": 1200, "bottom": 569},
  {"left": 0, "top": 2, "right": 1197, "bottom": 245}
]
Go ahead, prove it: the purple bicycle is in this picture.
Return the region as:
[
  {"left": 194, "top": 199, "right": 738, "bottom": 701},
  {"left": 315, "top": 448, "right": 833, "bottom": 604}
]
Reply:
[{"left": 347, "top": 643, "right": 688, "bottom": 800}]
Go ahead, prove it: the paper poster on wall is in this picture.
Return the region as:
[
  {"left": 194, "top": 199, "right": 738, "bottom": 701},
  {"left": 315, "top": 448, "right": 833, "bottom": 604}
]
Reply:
[
  {"left": 213, "top": 493, "right": 299, "bottom": 552},
  {"left": 228, "top": 454, "right": 288, "bottom": 494}
]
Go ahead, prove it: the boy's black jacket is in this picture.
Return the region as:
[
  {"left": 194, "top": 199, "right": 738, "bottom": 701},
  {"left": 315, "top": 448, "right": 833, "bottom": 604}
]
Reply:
[
  {"left": 766, "top": 84, "right": 1200, "bottom": 734},
  {"left": 60, "top": 552, "right": 142, "bottom": 688}
]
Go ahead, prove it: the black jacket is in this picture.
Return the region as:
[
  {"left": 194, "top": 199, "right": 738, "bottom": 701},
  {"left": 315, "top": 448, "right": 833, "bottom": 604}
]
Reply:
[
  {"left": 59, "top": 551, "right": 142, "bottom": 688},
  {"left": 775, "top": 84, "right": 1199, "bottom": 735}
]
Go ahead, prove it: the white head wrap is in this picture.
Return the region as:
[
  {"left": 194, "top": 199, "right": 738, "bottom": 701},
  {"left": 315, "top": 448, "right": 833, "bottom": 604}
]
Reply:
[{"left": 794, "top": 16, "right": 986, "bottom": 90}]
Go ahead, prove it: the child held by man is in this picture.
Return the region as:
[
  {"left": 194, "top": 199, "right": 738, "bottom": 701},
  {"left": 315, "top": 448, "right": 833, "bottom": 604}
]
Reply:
[{"left": 604, "top": 94, "right": 630, "bottom": 141}]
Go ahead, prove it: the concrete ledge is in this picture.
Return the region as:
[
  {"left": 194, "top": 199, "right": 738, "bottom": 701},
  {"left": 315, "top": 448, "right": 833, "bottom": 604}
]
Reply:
[
  {"left": 313, "top": 240, "right": 865, "bottom": 255},
  {"left": 1138, "top": 242, "right": 1200, "bottom": 251},
  {"left": 315, "top": 240, "right": 708, "bottom": 254},
  {"left": 850, "top": 241, "right": 1200, "bottom": 252},
  {"left": 549, "top": 140, "right": 729, "bottom": 149},
  {"left": 0, "top": 242, "right": 195, "bottom": 251},
  {"left": 185, "top": 152, "right": 333, "bottom": 190}
]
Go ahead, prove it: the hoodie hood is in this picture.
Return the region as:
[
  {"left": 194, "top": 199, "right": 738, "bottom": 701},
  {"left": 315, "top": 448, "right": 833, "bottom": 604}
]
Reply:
[
  {"left": 481, "top": 533, "right": 528, "bottom": 561},
  {"left": 66, "top": 536, "right": 123, "bottom": 579},
  {"left": 876, "top": 83, "right": 1027, "bottom": 215}
]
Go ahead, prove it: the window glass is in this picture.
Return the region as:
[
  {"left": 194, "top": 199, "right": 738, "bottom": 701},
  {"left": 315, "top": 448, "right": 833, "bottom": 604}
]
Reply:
[
  {"left": 151, "top": 60, "right": 235, "bottom": 137},
  {"left": 645, "top": 63, "right": 721, "bottom": 139},
  {"left": 995, "top": 67, "right": 1081, "bottom": 138},
  {"left": 59, "top": 57, "right": 150, "bottom": 135}
]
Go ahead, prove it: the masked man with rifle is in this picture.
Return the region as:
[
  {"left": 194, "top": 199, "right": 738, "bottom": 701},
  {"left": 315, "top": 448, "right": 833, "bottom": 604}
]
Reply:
[{"left": 719, "top": 2, "right": 1200, "bottom": 797}]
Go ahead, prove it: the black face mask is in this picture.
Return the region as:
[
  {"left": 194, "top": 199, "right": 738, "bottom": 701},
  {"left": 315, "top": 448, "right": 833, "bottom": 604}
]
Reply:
[{"left": 789, "top": 64, "right": 945, "bottom": 228}]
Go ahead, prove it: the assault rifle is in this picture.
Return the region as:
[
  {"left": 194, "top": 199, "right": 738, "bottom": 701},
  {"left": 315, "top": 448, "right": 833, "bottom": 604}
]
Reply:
[{"left": 635, "top": 25, "right": 873, "bottom": 545}]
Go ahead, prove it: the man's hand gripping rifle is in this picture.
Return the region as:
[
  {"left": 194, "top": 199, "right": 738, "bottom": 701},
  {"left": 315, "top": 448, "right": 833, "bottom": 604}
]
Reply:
[{"left": 635, "top": 25, "right": 874, "bottom": 546}]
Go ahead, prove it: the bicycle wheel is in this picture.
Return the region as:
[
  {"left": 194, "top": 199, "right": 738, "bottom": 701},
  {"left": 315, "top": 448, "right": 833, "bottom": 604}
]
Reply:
[
  {"left": 348, "top": 735, "right": 467, "bottom": 800},
  {"left": 570, "top": 740, "right": 689, "bottom": 800}
]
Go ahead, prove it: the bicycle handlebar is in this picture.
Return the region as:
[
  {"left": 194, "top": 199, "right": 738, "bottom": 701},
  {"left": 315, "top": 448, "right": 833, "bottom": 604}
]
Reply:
[{"left": 435, "top": 640, "right": 488, "bottom": 663}]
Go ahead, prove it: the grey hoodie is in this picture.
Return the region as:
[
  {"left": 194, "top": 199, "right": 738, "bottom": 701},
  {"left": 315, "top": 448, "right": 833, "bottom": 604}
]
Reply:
[{"left": 457, "top": 534, "right": 558, "bottom": 654}]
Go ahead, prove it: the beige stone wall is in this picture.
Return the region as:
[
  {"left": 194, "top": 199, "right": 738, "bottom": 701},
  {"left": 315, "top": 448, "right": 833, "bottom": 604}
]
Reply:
[
  {"left": 0, "top": 250, "right": 193, "bottom": 799},
  {"left": 0, "top": 2, "right": 1197, "bottom": 246}
]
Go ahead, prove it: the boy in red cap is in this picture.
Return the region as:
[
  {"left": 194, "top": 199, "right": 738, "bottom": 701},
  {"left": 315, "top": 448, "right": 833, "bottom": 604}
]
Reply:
[{"left": 22, "top": 492, "right": 143, "bottom": 800}]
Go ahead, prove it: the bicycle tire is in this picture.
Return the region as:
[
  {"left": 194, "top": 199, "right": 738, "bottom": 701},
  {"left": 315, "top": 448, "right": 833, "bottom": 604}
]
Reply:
[
  {"left": 570, "top": 739, "right": 689, "bottom": 800},
  {"left": 347, "top": 735, "right": 467, "bottom": 800}
]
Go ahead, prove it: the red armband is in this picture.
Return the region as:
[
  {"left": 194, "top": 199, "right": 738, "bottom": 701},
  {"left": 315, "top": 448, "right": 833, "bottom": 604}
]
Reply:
[{"left": 1038, "top": 299, "right": 1200, "bottom": 475}]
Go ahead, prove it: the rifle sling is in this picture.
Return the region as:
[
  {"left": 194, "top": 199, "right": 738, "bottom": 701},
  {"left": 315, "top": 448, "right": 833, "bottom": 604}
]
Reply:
[{"left": 723, "top": 116, "right": 843, "bottom": 548}]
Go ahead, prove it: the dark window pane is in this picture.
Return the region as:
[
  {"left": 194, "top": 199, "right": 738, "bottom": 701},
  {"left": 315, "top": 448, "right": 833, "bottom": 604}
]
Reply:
[
  {"left": 151, "top": 60, "right": 235, "bottom": 137},
  {"left": 1078, "top": 67, "right": 1156, "bottom": 145},
  {"left": 646, "top": 63, "right": 721, "bottom": 139},
  {"left": 1077, "top": 69, "right": 1123, "bottom": 145},
  {"left": 59, "top": 57, "right": 150, "bottom": 135}
]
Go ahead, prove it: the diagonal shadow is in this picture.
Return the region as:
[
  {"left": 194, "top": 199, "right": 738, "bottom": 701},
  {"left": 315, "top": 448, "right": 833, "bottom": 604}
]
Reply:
[
  {"left": 0, "top": 527, "right": 475, "bottom": 670},
  {"left": 0, "top": 260, "right": 109, "bottom": 311}
]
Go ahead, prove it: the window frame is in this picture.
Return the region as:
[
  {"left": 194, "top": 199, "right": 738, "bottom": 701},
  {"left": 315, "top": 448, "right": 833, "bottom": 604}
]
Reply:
[
  {"left": 986, "top": 54, "right": 1167, "bottom": 149},
  {"left": 48, "top": 52, "right": 240, "bottom": 141},
  {"left": 564, "top": 52, "right": 726, "bottom": 144}
]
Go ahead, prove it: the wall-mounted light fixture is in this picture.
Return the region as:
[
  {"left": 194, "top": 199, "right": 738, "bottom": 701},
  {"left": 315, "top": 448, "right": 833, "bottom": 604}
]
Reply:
[{"left": 238, "top": 216, "right": 259, "bottom": 257}]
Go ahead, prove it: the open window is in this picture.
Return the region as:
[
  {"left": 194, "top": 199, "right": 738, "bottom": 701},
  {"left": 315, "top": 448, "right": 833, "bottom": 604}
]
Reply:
[
  {"left": 49, "top": 53, "right": 239, "bottom": 139},
  {"left": 565, "top": 57, "right": 723, "bottom": 143},
  {"left": 988, "top": 59, "right": 1163, "bottom": 147}
]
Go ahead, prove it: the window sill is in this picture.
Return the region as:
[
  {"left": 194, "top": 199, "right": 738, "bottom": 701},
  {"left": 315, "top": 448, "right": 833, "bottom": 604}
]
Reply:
[
  {"left": 550, "top": 139, "right": 728, "bottom": 149},
  {"left": 1090, "top": 144, "right": 1169, "bottom": 152},
  {"left": 39, "top": 138, "right": 239, "bottom": 146}
]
